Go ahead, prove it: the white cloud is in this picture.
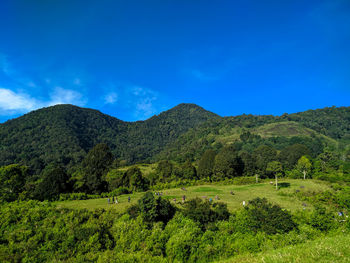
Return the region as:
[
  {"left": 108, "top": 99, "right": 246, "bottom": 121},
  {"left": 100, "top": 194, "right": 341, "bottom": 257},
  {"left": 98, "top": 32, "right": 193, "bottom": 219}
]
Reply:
[
  {"left": 48, "top": 87, "right": 87, "bottom": 106},
  {"left": 0, "top": 88, "right": 39, "bottom": 114},
  {"left": 104, "top": 92, "right": 118, "bottom": 104},
  {"left": 136, "top": 98, "right": 156, "bottom": 118},
  {"left": 0, "top": 86, "right": 87, "bottom": 116},
  {"left": 130, "top": 86, "right": 158, "bottom": 119}
]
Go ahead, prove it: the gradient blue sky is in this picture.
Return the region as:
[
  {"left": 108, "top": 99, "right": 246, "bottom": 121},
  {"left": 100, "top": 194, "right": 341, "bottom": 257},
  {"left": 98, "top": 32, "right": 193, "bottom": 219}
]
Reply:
[{"left": 0, "top": 0, "right": 349, "bottom": 122}]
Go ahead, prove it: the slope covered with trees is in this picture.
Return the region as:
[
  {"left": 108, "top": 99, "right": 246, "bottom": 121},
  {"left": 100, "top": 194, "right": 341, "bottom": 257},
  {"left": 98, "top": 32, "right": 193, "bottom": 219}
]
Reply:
[
  {"left": 0, "top": 103, "right": 218, "bottom": 173},
  {"left": 0, "top": 104, "right": 349, "bottom": 176}
]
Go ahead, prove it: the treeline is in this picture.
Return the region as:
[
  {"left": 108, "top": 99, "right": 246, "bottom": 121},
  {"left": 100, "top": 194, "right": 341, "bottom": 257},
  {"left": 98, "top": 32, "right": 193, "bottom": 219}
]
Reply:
[{"left": 1, "top": 134, "right": 349, "bottom": 202}]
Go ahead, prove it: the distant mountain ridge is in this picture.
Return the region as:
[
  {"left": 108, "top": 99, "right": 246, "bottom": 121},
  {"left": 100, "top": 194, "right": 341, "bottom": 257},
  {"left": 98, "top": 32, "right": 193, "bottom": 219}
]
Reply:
[
  {"left": 0, "top": 103, "right": 349, "bottom": 173},
  {"left": 0, "top": 103, "right": 218, "bottom": 172}
]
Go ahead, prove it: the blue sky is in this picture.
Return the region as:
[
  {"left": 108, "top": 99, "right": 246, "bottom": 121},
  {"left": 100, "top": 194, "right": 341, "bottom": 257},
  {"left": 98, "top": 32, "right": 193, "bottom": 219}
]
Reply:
[{"left": 0, "top": 0, "right": 349, "bottom": 122}]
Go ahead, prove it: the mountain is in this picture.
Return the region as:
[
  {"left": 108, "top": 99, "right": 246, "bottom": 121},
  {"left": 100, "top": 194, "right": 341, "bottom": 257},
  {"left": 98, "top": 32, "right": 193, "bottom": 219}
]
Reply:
[
  {"left": 0, "top": 103, "right": 218, "bottom": 173},
  {"left": 0, "top": 103, "right": 349, "bottom": 174},
  {"left": 156, "top": 107, "right": 350, "bottom": 161}
]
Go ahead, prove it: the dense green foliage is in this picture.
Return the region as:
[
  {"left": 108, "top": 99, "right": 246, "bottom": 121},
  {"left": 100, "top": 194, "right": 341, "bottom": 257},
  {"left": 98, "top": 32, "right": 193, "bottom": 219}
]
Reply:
[
  {"left": 213, "top": 146, "right": 244, "bottom": 181},
  {"left": 134, "top": 192, "right": 176, "bottom": 224},
  {"left": 1, "top": 104, "right": 349, "bottom": 176},
  {"left": 243, "top": 197, "right": 297, "bottom": 234},
  {"left": 0, "top": 164, "right": 28, "bottom": 201},
  {"left": 182, "top": 198, "right": 230, "bottom": 229},
  {"left": 1, "top": 194, "right": 347, "bottom": 263},
  {"left": 0, "top": 103, "right": 350, "bottom": 262},
  {"left": 34, "top": 165, "right": 71, "bottom": 201},
  {"left": 0, "top": 103, "right": 217, "bottom": 173},
  {"left": 73, "top": 143, "right": 113, "bottom": 194}
]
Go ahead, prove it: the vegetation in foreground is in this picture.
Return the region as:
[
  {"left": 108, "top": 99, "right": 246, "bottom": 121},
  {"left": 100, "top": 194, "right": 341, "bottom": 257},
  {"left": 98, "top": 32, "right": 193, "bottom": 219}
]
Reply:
[
  {"left": 220, "top": 232, "right": 350, "bottom": 263},
  {"left": 1, "top": 178, "right": 350, "bottom": 262}
]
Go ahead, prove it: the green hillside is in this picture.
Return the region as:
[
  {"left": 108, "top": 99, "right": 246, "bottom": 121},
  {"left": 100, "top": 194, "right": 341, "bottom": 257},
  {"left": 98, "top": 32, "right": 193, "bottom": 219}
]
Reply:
[
  {"left": 0, "top": 103, "right": 217, "bottom": 173},
  {"left": 0, "top": 104, "right": 349, "bottom": 174}
]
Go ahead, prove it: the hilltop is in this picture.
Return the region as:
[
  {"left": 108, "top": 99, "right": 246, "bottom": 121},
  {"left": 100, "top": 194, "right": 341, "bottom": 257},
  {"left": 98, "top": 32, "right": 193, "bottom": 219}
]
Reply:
[{"left": 0, "top": 103, "right": 349, "bottom": 173}]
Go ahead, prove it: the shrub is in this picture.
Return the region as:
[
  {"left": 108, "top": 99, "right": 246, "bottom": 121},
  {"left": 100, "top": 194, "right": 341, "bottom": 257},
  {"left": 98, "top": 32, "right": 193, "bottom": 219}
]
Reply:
[
  {"left": 243, "top": 197, "right": 298, "bottom": 235},
  {"left": 182, "top": 198, "right": 230, "bottom": 229},
  {"left": 136, "top": 192, "right": 176, "bottom": 224}
]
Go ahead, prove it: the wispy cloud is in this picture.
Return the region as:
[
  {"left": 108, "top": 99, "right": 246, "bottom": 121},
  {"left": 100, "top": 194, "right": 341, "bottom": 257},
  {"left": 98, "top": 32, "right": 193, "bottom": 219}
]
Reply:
[
  {"left": 0, "top": 87, "right": 87, "bottom": 116},
  {"left": 48, "top": 87, "right": 87, "bottom": 106},
  {"left": 0, "top": 88, "right": 38, "bottom": 114},
  {"left": 130, "top": 86, "right": 158, "bottom": 119},
  {"left": 0, "top": 54, "right": 88, "bottom": 118},
  {"left": 104, "top": 92, "right": 118, "bottom": 104},
  {"left": 0, "top": 54, "right": 12, "bottom": 76}
]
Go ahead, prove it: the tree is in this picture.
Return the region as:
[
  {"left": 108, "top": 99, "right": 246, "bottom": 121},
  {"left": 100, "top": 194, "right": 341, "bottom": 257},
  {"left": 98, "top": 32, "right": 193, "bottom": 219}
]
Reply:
[
  {"left": 240, "top": 151, "right": 256, "bottom": 177},
  {"left": 75, "top": 144, "right": 113, "bottom": 194},
  {"left": 156, "top": 160, "right": 173, "bottom": 182},
  {"left": 253, "top": 145, "right": 277, "bottom": 177},
  {"left": 266, "top": 161, "right": 282, "bottom": 190},
  {"left": 127, "top": 167, "right": 149, "bottom": 192},
  {"left": 244, "top": 197, "right": 297, "bottom": 234},
  {"left": 35, "top": 165, "right": 70, "bottom": 201},
  {"left": 213, "top": 146, "right": 244, "bottom": 181},
  {"left": 198, "top": 149, "right": 216, "bottom": 180},
  {"left": 0, "top": 164, "right": 28, "bottom": 201},
  {"left": 137, "top": 192, "right": 176, "bottom": 224},
  {"left": 278, "top": 144, "right": 310, "bottom": 170},
  {"left": 182, "top": 198, "right": 230, "bottom": 229},
  {"left": 296, "top": 156, "right": 312, "bottom": 180},
  {"left": 180, "top": 160, "right": 198, "bottom": 180}
]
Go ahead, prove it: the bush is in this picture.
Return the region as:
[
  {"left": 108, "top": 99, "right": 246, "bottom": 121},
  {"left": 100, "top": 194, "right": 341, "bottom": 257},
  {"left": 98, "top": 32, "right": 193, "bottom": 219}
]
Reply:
[
  {"left": 135, "top": 192, "right": 176, "bottom": 224},
  {"left": 182, "top": 198, "right": 230, "bottom": 229},
  {"left": 310, "top": 206, "right": 335, "bottom": 232},
  {"left": 242, "top": 197, "right": 298, "bottom": 235}
]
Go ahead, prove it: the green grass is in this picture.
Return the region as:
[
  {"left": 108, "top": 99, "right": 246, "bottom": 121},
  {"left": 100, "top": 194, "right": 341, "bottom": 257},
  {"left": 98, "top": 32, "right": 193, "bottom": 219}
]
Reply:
[
  {"left": 55, "top": 179, "right": 330, "bottom": 213},
  {"left": 218, "top": 233, "right": 350, "bottom": 263}
]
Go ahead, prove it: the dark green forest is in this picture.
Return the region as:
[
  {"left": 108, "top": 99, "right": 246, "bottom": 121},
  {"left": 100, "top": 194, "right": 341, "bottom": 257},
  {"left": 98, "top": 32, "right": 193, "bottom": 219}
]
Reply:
[{"left": 1, "top": 104, "right": 349, "bottom": 175}]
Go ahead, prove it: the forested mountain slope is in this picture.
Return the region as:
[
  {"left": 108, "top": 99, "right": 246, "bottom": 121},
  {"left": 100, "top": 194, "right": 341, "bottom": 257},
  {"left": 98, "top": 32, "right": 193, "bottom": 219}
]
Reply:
[
  {"left": 156, "top": 106, "right": 350, "bottom": 161},
  {"left": 0, "top": 104, "right": 349, "bottom": 174},
  {"left": 0, "top": 103, "right": 218, "bottom": 172}
]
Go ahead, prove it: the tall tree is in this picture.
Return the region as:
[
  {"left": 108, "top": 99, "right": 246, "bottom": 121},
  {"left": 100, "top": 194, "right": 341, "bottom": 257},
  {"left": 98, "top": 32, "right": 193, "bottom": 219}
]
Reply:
[
  {"left": 253, "top": 145, "right": 277, "bottom": 177},
  {"left": 156, "top": 160, "right": 173, "bottom": 182},
  {"left": 127, "top": 167, "right": 149, "bottom": 192},
  {"left": 0, "top": 164, "right": 28, "bottom": 201},
  {"left": 240, "top": 151, "right": 256, "bottom": 177},
  {"left": 198, "top": 149, "right": 216, "bottom": 180},
  {"left": 213, "top": 146, "right": 244, "bottom": 181},
  {"left": 278, "top": 144, "right": 310, "bottom": 170},
  {"left": 35, "top": 165, "right": 70, "bottom": 200},
  {"left": 180, "top": 160, "right": 198, "bottom": 180},
  {"left": 296, "top": 156, "right": 312, "bottom": 180},
  {"left": 75, "top": 143, "right": 113, "bottom": 194},
  {"left": 266, "top": 161, "right": 282, "bottom": 190}
]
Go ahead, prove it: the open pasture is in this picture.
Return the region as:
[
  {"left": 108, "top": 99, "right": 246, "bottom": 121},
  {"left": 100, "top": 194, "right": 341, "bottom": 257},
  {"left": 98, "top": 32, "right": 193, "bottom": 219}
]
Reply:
[{"left": 55, "top": 179, "right": 330, "bottom": 212}]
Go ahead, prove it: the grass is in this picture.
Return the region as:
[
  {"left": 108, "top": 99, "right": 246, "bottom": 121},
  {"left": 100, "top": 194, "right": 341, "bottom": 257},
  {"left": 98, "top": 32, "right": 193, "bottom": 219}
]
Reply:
[
  {"left": 253, "top": 121, "right": 313, "bottom": 138},
  {"left": 55, "top": 179, "right": 330, "bottom": 213},
  {"left": 218, "top": 233, "right": 350, "bottom": 263}
]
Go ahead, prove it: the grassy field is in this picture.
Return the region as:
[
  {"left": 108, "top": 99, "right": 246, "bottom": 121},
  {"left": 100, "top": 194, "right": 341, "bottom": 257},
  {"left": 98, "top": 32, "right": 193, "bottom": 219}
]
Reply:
[
  {"left": 219, "top": 233, "right": 350, "bottom": 263},
  {"left": 55, "top": 179, "right": 330, "bottom": 212}
]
